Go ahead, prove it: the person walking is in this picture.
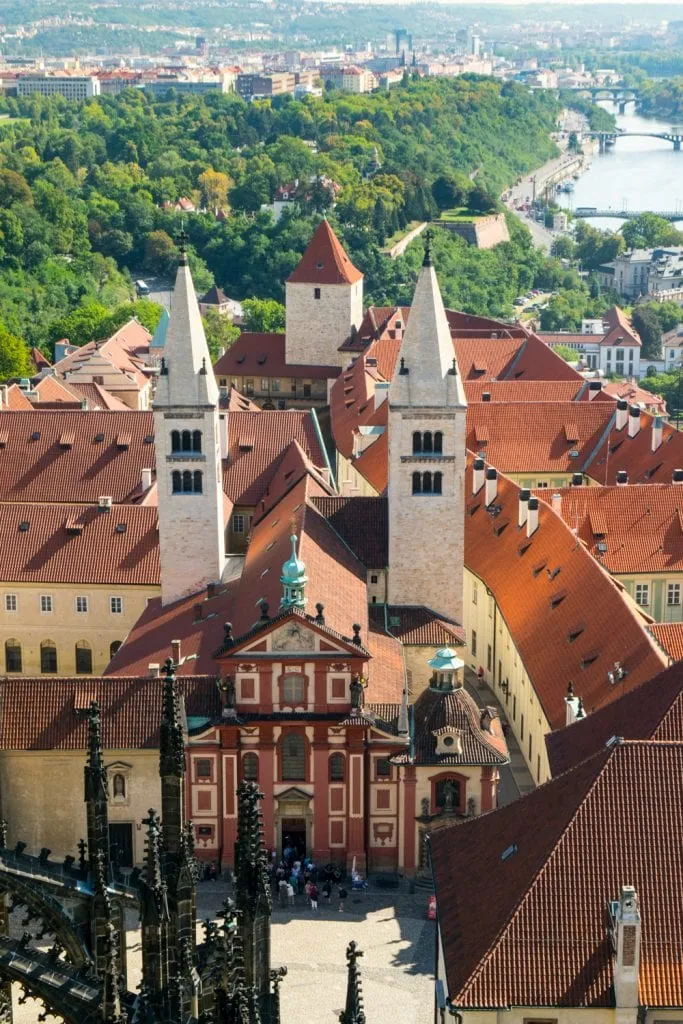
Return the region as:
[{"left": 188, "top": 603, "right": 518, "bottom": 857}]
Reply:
[
  {"left": 309, "top": 883, "right": 318, "bottom": 911},
  {"left": 322, "top": 880, "right": 332, "bottom": 904},
  {"left": 338, "top": 885, "right": 348, "bottom": 912},
  {"left": 286, "top": 881, "right": 295, "bottom": 907},
  {"left": 279, "top": 879, "right": 288, "bottom": 909}
]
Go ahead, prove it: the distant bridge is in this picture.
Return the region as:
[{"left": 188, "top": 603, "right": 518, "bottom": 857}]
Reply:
[
  {"left": 573, "top": 208, "right": 683, "bottom": 221},
  {"left": 565, "top": 85, "right": 640, "bottom": 112},
  {"left": 589, "top": 130, "right": 683, "bottom": 151}
]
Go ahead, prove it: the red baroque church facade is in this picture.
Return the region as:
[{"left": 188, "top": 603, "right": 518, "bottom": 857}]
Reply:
[{"left": 184, "top": 609, "right": 414, "bottom": 872}]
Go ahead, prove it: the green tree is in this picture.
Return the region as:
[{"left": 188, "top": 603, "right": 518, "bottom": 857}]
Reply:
[
  {"left": 550, "top": 236, "right": 575, "bottom": 260},
  {"left": 431, "top": 171, "right": 472, "bottom": 212},
  {"left": 203, "top": 309, "right": 240, "bottom": 361},
  {"left": 632, "top": 306, "right": 663, "bottom": 359},
  {"left": 144, "top": 230, "right": 178, "bottom": 276},
  {"left": 621, "top": 213, "right": 683, "bottom": 250},
  {"left": 0, "top": 323, "right": 33, "bottom": 381},
  {"left": 241, "top": 298, "right": 286, "bottom": 333},
  {"left": 47, "top": 302, "right": 111, "bottom": 348},
  {"left": 554, "top": 345, "right": 579, "bottom": 363}
]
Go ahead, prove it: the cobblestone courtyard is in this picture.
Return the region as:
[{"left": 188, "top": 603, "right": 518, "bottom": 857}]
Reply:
[{"left": 11, "top": 881, "right": 435, "bottom": 1024}]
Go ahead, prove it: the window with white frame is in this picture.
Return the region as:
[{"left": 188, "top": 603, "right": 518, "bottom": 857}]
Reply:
[
  {"left": 110, "top": 596, "right": 123, "bottom": 615},
  {"left": 40, "top": 595, "right": 53, "bottom": 613},
  {"left": 5, "top": 594, "right": 17, "bottom": 612},
  {"left": 233, "top": 514, "right": 245, "bottom": 534},
  {"left": 668, "top": 582, "right": 681, "bottom": 606},
  {"left": 76, "top": 596, "right": 88, "bottom": 614},
  {"left": 635, "top": 583, "right": 650, "bottom": 607}
]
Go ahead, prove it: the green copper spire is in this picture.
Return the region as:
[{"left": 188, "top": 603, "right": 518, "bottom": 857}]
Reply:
[{"left": 280, "top": 534, "right": 307, "bottom": 610}]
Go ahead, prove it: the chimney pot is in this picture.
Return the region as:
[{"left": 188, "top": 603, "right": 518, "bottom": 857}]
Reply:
[
  {"left": 615, "top": 399, "right": 628, "bottom": 431},
  {"left": 472, "top": 457, "right": 485, "bottom": 495},
  {"left": 526, "top": 496, "right": 539, "bottom": 537},
  {"left": 588, "top": 380, "right": 602, "bottom": 401},
  {"left": 518, "top": 488, "right": 530, "bottom": 528},
  {"left": 148, "top": 663, "right": 160, "bottom": 678},
  {"left": 171, "top": 639, "right": 181, "bottom": 665},
  {"left": 616, "top": 470, "right": 628, "bottom": 486},
  {"left": 141, "top": 467, "right": 153, "bottom": 492},
  {"left": 484, "top": 467, "right": 498, "bottom": 506},
  {"left": 627, "top": 405, "right": 641, "bottom": 438},
  {"left": 651, "top": 415, "right": 663, "bottom": 452},
  {"left": 551, "top": 492, "right": 562, "bottom": 516}
]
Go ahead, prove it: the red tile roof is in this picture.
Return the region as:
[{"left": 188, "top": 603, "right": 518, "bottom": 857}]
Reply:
[
  {"left": 465, "top": 457, "right": 665, "bottom": 730},
  {"left": 431, "top": 739, "right": 683, "bottom": 1009},
  {"left": 33, "top": 375, "right": 83, "bottom": 404},
  {"left": 0, "top": 411, "right": 156, "bottom": 503},
  {"left": 223, "top": 410, "right": 327, "bottom": 506},
  {"left": 0, "top": 502, "right": 159, "bottom": 585},
  {"left": 329, "top": 348, "right": 386, "bottom": 460},
  {"left": 311, "top": 496, "right": 388, "bottom": 568},
  {"left": 369, "top": 605, "right": 465, "bottom": 646},
  {"left": 467, "top": 402, "right": 613, "bottom": 473},
  {"left": 3, "top": 385, "right": 33, "bottom": 411},
  {"left": 586, "top": 408, "right": 683, "bottom": 485},
  {"left": 0, "top": 676, "right": 219, "bottom": 750},
  {"left": 213, "top": 332, "right": 341, "bottom": 380},
  {"left": 603, "top": 378, "right": 667, "bottom": 414},
  {"left": 535, "top": 483, "right": 683, "bottom": 573},
  {"left": 354, "top": 428, "right": 388, "bottom": 493},
  {"left": 546, "top": 660, "right": 683, "bottom": 775},
  {"left": 464, "top": 380, "right": 588, "bottom": 403},
  {"left": 31, "top": 347, "right": 51, "bottom": 371},
  {"left": 392, "top": 684, "right": 508, "bottom": 765},
  {"left": 287, "top": 220, "right": 362, "bottom": 285},
  {"left": 601, "top": 304, "right": 641, "bottom": 347},
  {"left": 650, "top": 622, "right": 683, "bottom": 663},
  {"left": 67, "top": 382, "right": 130, "bottom": 411}
]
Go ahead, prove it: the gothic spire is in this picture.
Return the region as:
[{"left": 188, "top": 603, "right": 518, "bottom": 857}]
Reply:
[
  {"left": 339, "top": 941, "right": 366, "bottom": 1024},
  {"left": 83, "top": 700, "right": 110, "bottom": 875},
  {"left": 234, "top": 782, "right": 272, "bottom": 916},
  {"left": 389, "top": 246, "right": 466, "bottom": 410},
  {"left": 159, "top": 660, "right": 185, "bottom": 779}
]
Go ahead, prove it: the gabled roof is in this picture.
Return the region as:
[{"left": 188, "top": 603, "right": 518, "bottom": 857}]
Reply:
[
  {"left": 546, "top": 659, "right": 683, "bottom": 776},
  {"left": 650, "top": 621, "right": 683, "bottom": 662},
  {"left": 587, "top": 407, "right": 683, "bottom": 484},
  {"left": 0, "top": 676, "right": 219, "bottom": 750},
  {"left": 464, "top": 456, "right": 665, "bottom": 730},
  {"left": 601, "top": 305, "right": 641, "bottom": 347},
  {"left": 287, "top": 220, "right": 362, "bottom": 286},
  {"left": 0, "top": 411, "right": 155, "bottom": 503},
  {"left": 369, "top": 605, "right": 465, "bottom": 646},
  {"left": 200, "top": 285, "right": 230, "bottom": 305},
  {"left": 213, "top": 332, "right": 341, "bottom": 380},
  {"left": 311, "top": 495, "right": 388, "bottom": 569},
  {"left": 466, "top": 402, "right": 613, "bottom": 473},
  {"left": 602, "top": 378, "right": 666, "bottom": 412},
  {"left": 0, "top": 502, "right": 159, "bottom": 585},
  {"left": 535, "top": 483, "right": 683, "bottom": 573},
  {"left": 392, "top": 684, "right": 508, "bottom": 766},
  {"left": 2, "top": 384, "right": 33, "bottom": 410},
  {"left": 431, "top": 739, "right": 683, "bottom": 1009}
]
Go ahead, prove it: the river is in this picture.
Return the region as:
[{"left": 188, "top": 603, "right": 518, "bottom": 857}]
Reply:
[{"left": 557, "top": 102, "right": 683, "bottom": 232}]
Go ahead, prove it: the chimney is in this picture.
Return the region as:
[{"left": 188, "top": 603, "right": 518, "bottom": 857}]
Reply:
[
  {"left": 588, "top": 380, "right": 602, "bottom": 401},
  {"left": 171, "top": 639, "right": 181, "bottom": 665},
  {"left": 616, "top": 470, "right": 628, "bottom": 486},
  {"left": 518, "top": 489, "right": 530, "bottom": 528},
  {"left": 484, "top": 467, "right": 498, "bottom": 506},
  {"left": 651, "top": 415, "right": 663, "bottom": 452},
  {"left": 374, "top": 380, "right": 390, "bottom": 410},
  {"left": 141, "top": 467, "right": 153, "bottom": 492},
  {"left": 571, "top": 472, "right": 583, "bottom": 486},
  {"left": 613, "top": 886, "right": 641, "bottom": 1011},
  {"left": 565, "top": 683, "right": 584, "bottom": 725},
  {"left": 551, "top": 492, "right": 562, "bottom": 517},
  {"left": 193, "top": 603, "right": 203, "bottom": 622},
  {"left": 148, "top": 663, "right": 160, "bottom": 678},
  {"left": 526, "top": 497, "right": 539, "bottom": 537},
  {"left": 673, "top": 468, "right": 683, "bottom": 484},
  {"left": 482, "top": 391, "right": 491, "bottom": 402},
  {"left": 219, "top": 413, "right": 229, "bottom": 460},
  {"left": 472, "top": 457, "right": 485, "bottom": 495},
  {"left": 627, "top": 405, "right": 640, "bottom": 438},
  {"left": 615, "top": 399, "right": 628, "bottom": 431}
]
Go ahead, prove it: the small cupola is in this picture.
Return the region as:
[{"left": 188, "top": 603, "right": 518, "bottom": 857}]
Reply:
[
  {"left": 280, "top": 533, "right": 308, "bottom": 610},
  {"left": 428, "top": 646, "right": 464, "bottom": 691}
]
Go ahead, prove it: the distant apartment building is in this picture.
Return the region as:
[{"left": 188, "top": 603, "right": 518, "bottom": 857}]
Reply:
[
  {"left": 17, "top": 74, "right": 100, "bottom": 100},
  {"left": 144, "top": 71, "right": 237, "bottom": 96},
  {"left": 320, "top": 65, "right": 375, "bottom": 93},
  {"left": 236, "top": 72, "right": 296, "bottom": 99},
  {"left": 598, "top": 247, "right": 683, "bottom": 298}
]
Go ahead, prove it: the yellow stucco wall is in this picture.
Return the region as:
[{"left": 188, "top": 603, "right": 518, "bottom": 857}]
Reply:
[
  {"left": 336, "top": 451, "right": 381, "bottom": 497},
  {"left": 0, "top": 749, "right": 160, "bottom": 864},
  {"left": 0, "top": 581, "right": 159, "bottom": 676},
  {"left": 463, "top": 569, "right": 552, "bottom": 784}
]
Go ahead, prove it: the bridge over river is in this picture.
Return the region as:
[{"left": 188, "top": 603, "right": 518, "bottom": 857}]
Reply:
[
  {"left": 590, "top": 130, "right": 683, "bottom": 151},
  {"left": 573, "top": 207, "right": 683, "bottom": 221}
]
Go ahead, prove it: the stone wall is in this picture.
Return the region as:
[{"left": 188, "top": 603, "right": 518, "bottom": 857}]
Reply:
[
  {"left": 285, "top": 280, "right": 363, "bottom": 367},
  {"left": 437, "top": 213, "right": 510, "bottom": 250}
]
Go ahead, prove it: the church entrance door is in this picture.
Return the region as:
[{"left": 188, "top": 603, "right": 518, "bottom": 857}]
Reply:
[{"left": 281, "top": 818, "right": 306, "bottom": 861}]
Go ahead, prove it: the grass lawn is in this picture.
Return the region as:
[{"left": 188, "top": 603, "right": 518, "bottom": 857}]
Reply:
[
  {"left": 437, "top": 207, "right": 485, "bottom": 223},
  {"left": 382, "top": 220, "right": 422, "bottom": 248}
]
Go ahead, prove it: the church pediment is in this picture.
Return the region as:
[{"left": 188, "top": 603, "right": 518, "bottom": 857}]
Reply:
[{"left": 269, "top": 622, "right": 316, "bottom": 652}]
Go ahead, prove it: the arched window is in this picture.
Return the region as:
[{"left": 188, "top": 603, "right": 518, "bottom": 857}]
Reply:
[
  {"left": 172, "top": 470, "right": 182, "bottom": 493},
  {"left": 412, "top": 431, "right": 422, "bottom": 454},
  {"left": 243, "top": 752, "right": 259, "bottom": 781},
  {"left": 192, "top": 429, "right": 202, "bottom": 453},
  {"left": 40, "top": 640, "right": 57, "bottom": 674},
  {"left": 181, "top": 429, "right": 192, "bottom": 452},
  {"left": 281, "top": 733, "right": 306, "bottom": 781},
  {"left": 434, "top": 431, "right": 443, "bottom": 454},
  {"left": 112, "top": 773, "right": 126, "bottom": 800},
  {"left": 193, "top": 470, "right": 203, "bottom": 493},
  {"left": 171, "top": 430, "right": 181, "bottom": 453},
  {"left": 412, "top": 471, "right": 421, "bottom": 495},
  {"left": 182, "top": 470, "right": 193, "bottom": 493},
  {"left": 282, "top": 673, "right": 305, "bottom": 704},
  {"left": 422, "top": 431, "right": 433, "bottom": 453},
  {"left": 75, "top": 640, "right": 92, "bottom": 675},
  {"left": 422, "top": 471, "right": 432, "bottom": 494},
  {"left": 329, "top": 753, "right": 345, "bottom": 782},
  {"left": 5, "top": 639, "right": 21, "bottom": 673},
  {"left": 433, "top": 472, "right": 443, "bottom": 495},
  {"left": 109, "top": 640, "right": 122, "bottom": 660}
]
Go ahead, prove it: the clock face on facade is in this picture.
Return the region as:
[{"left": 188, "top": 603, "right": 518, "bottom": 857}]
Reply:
[{"left": 270, "top": 623, "right": 315, "bottom": 652}]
